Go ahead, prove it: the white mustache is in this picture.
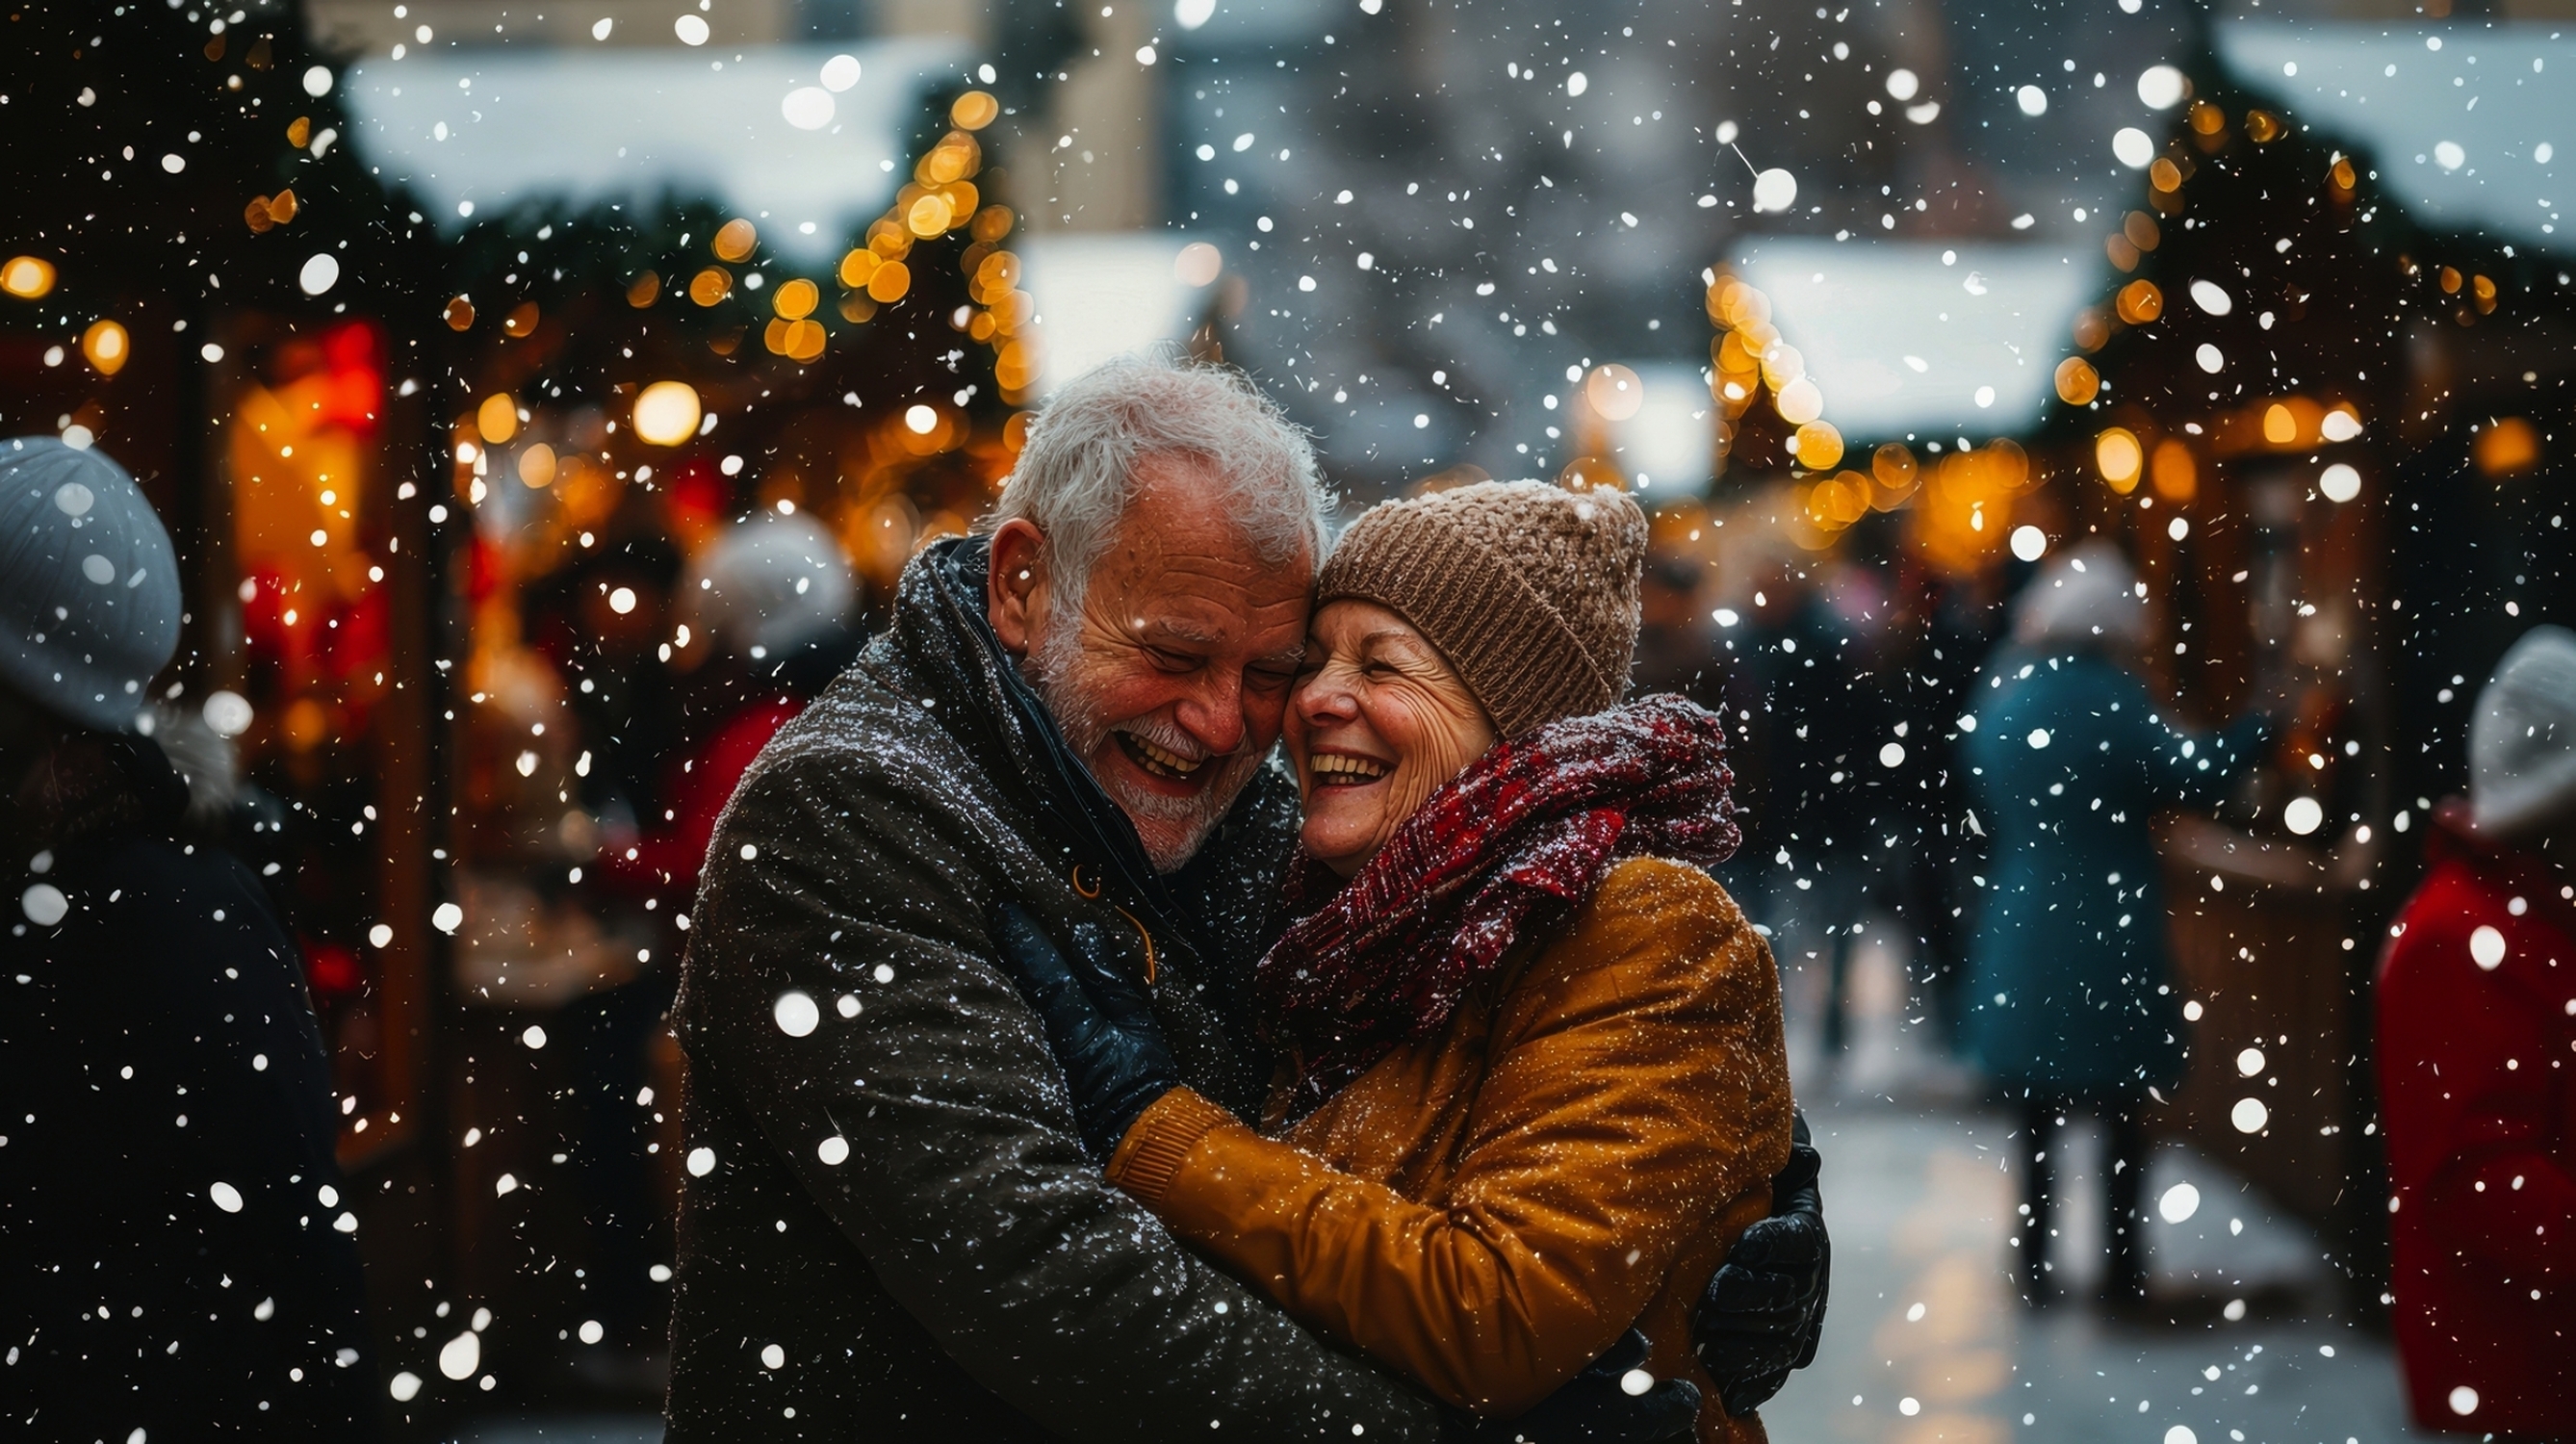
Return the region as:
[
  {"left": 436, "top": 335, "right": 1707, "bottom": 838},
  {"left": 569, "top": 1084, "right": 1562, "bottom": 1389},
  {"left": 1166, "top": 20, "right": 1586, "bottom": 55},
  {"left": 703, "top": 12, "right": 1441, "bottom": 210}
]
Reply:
[{"left": 1113, "top": 712, "right": 1237, "bottom": 765}]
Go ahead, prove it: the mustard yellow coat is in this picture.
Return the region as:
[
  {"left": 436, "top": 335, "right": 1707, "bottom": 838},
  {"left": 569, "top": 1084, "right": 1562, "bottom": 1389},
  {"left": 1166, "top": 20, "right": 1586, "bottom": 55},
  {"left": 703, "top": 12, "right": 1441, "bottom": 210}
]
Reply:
[{"left": 1107, "top": 857, "right": 1793, "bottom": 1443}]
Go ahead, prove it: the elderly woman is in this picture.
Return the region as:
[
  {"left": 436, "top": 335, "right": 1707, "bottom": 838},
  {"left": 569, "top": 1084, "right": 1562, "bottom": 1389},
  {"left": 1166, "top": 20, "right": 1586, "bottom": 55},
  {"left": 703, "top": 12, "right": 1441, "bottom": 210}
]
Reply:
[
  {"left": 997, "top": 480, "right": 1795, "bottom": 1443},
  {"left": 1962, "top": 542, "right": 2267, "bottom": 1306}
]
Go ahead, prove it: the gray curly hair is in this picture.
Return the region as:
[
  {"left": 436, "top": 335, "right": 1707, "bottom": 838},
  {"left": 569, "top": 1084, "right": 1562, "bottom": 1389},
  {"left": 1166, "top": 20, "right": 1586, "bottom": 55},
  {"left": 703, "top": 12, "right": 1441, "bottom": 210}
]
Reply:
[{"left": 983, "top": 352, "right": 1331, "bottom": 616}]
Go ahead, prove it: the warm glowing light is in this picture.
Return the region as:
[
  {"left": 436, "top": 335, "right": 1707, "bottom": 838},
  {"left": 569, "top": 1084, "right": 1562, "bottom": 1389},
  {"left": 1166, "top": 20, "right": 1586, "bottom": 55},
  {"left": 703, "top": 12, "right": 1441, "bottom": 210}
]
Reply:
[
  {"left": 517, "top": 443, "right": 557, "bottom": 488},
  {"left": 2095, "top": 427, "right": 2143, "bottom": 491},
  {"left": 1773, "top": 376, "right": 1823, "bottom": 425},
  {"left": 2115, "top": 279, "right": 2164, "bottom": 325},
  {"left": 477, "top": 394, "right": 520, "bottom": 444},
  {"left": 907, "top": 193, "right": 955, "bottom": 238},
  {"left": 80, "top": 319, "right": 130, "bottom": 376},
  {"left": 2053, "top": 357, "right": 2099, "bottom": 406},
  {"left": 2473, "top": 417, "right": 2540, "bottom": 477},
  {"left": 773, "top": 278, "right": 820, "bottom": 321},
  {"left": 2151, "top": 157, "right": 2184, "bottom": 193},
  {"left": 2245, "top": 110, "right": 2282, "bottom": 142},
  {"left": 905, "top": 404, "right": 939, "bottom": 435},
  {"left": 838, "top": 249, "right": 880, "bottom": 290},
  {"left": 1870, "top": 443, "right": 1919, "bottom": 508},
  {"left": 2320, "top": 407, "right": 2362, "bottom": 442},
  {"left": 951, "top": 90, "right": 1000, "bottom": 130},
  {"left": 632, "top": 382, "right": 704, "bottom": 447},
  {"left": 2151, "top": 439, "right": 2197, "bottom": 502},
  {"left": 1585, "top": 364, "right": 1645, "bottom": 422},
  {"left": 713, "top": 219, "right": 759, "bottom": 263},
  {"left": 1793, "top": 421, "right": 1844, "bottom": 472},
  {"left": 444, "top": 296, "right": 476, "bottom": 331},
  {"left": 627, "top": 271, "right": 661, "bottom": 307},
  {"left": 1, "top": 255, "right": 56, "bottom": 299},
  {"left": 866, "top": 260, "right": 912, "bottom": 304},
  {"left": 2263, "top": 403, "right": 2298, "bottom": 445},
  {"left": 689, "top": 268, "right": 733, "bottom": 306}
]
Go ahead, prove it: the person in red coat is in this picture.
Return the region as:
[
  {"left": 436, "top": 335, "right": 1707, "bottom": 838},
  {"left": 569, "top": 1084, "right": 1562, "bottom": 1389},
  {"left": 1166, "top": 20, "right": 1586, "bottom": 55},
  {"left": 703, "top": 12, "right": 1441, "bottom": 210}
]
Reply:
[{"left": 2378, "top": 624, "right": 2576, "bottom": 1438}]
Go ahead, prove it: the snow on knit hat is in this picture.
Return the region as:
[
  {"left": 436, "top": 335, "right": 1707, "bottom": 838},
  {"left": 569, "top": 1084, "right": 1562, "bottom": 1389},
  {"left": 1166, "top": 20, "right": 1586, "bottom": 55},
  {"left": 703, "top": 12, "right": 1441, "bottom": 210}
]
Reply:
[
  {"left": 2470, "top": 624, "right": 2576, "bottom": 839},
  {"left": 0, "top": 438, "right": 182, "bottom": 734},
  {"left": 1316, "top": 478, "right": 1645, "bottom": 737}
]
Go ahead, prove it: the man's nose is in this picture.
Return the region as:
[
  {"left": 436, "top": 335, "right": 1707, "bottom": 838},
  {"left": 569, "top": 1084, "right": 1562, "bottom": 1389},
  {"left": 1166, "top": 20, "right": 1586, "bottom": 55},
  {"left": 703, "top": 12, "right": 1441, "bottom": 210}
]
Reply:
[{"left": 1176, "top": 671, "right": 1249, "bottom": 757}]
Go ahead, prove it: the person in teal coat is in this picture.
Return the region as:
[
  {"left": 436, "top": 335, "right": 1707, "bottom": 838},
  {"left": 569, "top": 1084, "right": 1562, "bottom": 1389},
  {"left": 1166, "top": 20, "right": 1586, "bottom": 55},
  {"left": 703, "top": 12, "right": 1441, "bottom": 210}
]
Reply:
[{"left": 1961, "top": 543, "right": 2268, "bottom": 1305}]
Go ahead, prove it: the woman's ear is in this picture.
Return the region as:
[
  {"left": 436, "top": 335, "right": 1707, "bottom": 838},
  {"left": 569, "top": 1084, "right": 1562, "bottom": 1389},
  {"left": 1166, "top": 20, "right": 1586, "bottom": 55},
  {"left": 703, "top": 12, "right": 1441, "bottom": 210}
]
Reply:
[{"left": 988, "top": 518, "right": 1048, "bottom": 658}]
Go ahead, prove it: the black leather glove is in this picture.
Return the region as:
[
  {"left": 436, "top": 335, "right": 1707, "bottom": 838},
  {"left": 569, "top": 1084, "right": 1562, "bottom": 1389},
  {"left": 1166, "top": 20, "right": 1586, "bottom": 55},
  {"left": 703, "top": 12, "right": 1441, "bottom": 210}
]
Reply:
[
  {"left": 1443, "top": 1329, "right": 1701, "bottom": 1444},
  {"left": 1691, "top": 1109, "right": 1828, "bottom": 1419},
  {"left": 988, "top": 901, "right": 1180, "bottom": 1159}
]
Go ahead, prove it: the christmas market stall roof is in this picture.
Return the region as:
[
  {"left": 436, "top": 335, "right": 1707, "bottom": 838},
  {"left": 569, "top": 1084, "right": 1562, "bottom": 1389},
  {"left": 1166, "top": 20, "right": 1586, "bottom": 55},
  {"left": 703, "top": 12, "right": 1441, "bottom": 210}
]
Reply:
[
  {"left": 2217, "top": 21, "right": 2575, "bottom": 251},
  {"left": 1018, "top": 235, "right": 1216, "bottom": 396},
  {"left": 1730, "top": 240, "right": 2099, "bottom": 441},
  {"left": 339, "top": 39, "right": 974, "bottom": 265}
]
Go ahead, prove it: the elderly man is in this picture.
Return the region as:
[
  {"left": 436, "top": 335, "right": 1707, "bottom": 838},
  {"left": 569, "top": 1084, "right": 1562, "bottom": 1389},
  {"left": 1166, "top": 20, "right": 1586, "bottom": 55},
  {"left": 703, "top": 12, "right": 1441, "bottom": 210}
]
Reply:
[{"left": 665, "top": 357, "right": 1824, "bottom": 1440}]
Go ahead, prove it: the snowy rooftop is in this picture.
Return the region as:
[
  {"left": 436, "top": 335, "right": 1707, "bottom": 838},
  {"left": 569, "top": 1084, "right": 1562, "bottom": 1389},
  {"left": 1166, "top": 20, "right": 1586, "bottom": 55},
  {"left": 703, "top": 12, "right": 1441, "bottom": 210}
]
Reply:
[
  {"left": 1729, "top": 241, "right": 2098, "bottom": 442},
  {"left": 340, "top": 39, "right": 973, "bottom": 266},
  {"left": 2217, "top": 21, "right": 2573, "bottom": 249},
  {"left": 1015, "top": 236, "right": 1214, "bottom": 397}
]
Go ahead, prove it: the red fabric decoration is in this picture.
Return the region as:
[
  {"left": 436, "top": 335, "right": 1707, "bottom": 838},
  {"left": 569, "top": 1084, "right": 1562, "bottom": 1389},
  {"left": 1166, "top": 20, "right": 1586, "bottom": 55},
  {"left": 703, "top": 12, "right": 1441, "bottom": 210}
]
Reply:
[{"left": 1257, "top": 693, "right": 1741, "bottom": 1118}]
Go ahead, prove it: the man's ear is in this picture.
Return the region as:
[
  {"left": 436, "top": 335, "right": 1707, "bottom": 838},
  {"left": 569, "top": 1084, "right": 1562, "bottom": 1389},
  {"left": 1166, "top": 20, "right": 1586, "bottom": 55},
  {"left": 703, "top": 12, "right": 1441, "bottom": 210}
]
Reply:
[{"left": 987, "top": 517, "right": 1048, "bottom": 658}]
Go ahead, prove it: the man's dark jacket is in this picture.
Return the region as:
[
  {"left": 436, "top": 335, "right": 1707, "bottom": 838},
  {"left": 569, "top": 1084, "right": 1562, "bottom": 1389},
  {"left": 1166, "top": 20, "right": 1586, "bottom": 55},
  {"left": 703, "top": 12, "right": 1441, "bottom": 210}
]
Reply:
[{"left": 665, "top": 538, "right": 1442, "bottom": 1440}]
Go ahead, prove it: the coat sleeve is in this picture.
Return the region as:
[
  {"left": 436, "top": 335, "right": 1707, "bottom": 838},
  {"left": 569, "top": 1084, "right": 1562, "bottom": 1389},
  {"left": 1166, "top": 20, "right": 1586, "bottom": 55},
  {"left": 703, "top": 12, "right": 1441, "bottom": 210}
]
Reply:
[
  {"left": 2109, "top": 671, "right": 2267, "bottom": 808},
  {"left": 2377, "top": 902, "right": 2576, "bottom": 1280},
  {"left": 1104, "top": 859, "right": 1791, "bottom": 1416},
  {"left": 682, "top": 746, "right": 1443, "bottom": 1443}
]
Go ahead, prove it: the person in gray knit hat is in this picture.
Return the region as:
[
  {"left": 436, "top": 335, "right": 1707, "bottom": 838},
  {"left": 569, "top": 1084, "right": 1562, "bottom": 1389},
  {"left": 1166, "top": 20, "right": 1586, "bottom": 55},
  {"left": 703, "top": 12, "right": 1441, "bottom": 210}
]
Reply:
[
  {"left": 992, "top": 476, "right": 1816, "bottom": 1441},
  {"left": 0, "top": 437, "right": 183, "bottom": 733},
  {"left": 0, "top": 438, "right": 378, "bottom": 1439}
]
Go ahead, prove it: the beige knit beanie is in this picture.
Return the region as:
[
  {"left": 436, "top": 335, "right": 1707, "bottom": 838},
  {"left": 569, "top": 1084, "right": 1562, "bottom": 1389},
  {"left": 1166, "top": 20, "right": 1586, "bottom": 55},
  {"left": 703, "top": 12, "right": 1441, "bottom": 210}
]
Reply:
[{"left": 1315, "top": 479, "right": 1646, "bottom": 737}]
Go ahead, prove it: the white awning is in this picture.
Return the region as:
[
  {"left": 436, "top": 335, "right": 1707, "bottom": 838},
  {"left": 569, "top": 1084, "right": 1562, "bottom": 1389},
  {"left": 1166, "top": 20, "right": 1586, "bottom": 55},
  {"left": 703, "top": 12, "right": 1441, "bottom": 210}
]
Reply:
[
  {"left": 2217, "top": 22, "right": 2573, "bottom": 249},
  {"left": 1015, "top": 236, "right": 1217, "bottom": 396},
  {"left": 1729, "top": 241, "right": 2098, "bottom": 442},
  {"left": 341, "top": 39, "right": 973, "bottom": 266}
]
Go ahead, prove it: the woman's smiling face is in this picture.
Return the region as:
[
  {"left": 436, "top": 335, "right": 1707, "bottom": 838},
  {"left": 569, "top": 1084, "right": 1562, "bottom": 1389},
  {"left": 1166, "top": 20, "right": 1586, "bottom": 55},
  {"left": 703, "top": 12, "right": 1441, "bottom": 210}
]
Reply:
[{"left": 1287, "top": 600, "right": 1497, "bottom": 876}]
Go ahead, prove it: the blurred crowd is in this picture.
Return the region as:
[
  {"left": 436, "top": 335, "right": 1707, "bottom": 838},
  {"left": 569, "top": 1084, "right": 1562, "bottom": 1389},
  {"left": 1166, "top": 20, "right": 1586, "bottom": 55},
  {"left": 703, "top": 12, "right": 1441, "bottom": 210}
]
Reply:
[{"left": 6, "top": 433, "right": 2569, "bottom": 1436}]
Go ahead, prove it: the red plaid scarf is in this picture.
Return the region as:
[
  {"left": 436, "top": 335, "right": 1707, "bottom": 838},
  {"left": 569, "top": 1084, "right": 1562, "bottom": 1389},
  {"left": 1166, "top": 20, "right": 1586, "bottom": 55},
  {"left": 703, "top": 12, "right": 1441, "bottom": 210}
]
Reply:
[{"left": 1256, "top": 693, "right": 1742, "bottom": 1119}]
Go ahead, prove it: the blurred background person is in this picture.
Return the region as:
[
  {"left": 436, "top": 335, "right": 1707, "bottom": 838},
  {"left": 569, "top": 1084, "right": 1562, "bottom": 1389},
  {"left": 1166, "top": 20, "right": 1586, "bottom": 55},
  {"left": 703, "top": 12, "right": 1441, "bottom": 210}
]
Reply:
[
  {"left": 2377, "top": 625, "right": 2576, "bottom": 1438},
  {"left": 566, "top": 512, "right": 859, "bottom": 1370},
  {"left": 1961, "top": 542, "right": 2268, "bottom": 1307},
  {"left": 0, "top": 439, "right": 374, "bottom": 1438}
]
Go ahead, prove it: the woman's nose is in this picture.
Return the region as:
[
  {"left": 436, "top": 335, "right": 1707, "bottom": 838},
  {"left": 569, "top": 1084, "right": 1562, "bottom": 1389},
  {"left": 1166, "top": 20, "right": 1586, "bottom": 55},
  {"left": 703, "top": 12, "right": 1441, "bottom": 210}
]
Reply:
[{"left": 1294, "top": 666, "right": 1359, "bottom": 726}]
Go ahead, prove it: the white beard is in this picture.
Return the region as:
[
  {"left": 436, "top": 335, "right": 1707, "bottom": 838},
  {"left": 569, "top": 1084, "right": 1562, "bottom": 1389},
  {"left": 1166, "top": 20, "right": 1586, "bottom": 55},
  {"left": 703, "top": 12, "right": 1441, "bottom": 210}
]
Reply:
[{"left": 1024, "top": 611, "right": 1260, "bottom": 872}]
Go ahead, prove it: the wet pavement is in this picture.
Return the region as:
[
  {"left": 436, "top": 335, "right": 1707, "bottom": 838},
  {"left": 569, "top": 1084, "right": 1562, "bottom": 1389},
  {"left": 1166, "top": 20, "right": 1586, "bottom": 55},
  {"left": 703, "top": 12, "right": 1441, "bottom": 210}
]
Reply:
[{"left": 1759, "top": 928, "right": 2440, "bottom": 1444}]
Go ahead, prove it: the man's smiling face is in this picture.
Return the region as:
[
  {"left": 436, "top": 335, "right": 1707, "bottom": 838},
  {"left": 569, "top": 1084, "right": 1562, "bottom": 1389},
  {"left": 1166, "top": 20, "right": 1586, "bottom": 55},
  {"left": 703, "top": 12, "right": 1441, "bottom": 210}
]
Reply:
[{"left": 990, "top": 452, "right": 1313, "bottom": 872}]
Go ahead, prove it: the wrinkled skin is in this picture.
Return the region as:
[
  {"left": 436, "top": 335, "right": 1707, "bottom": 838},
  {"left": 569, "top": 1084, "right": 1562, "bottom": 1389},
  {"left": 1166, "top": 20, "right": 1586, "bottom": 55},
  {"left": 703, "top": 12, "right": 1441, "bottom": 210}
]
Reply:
[
  {"left": 988, "top": 454, "right": 1311, "bottom": 872},
  {"left": 1288, "top": 600, "right": 1499, "bottom": 877}
]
